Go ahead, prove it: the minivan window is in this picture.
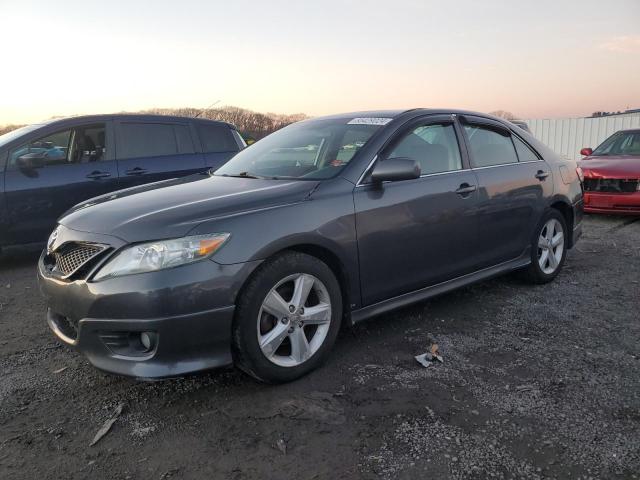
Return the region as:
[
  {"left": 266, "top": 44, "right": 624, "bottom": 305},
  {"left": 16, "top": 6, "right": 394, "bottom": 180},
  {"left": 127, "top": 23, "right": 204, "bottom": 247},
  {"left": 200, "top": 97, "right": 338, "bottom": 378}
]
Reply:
[
  {"left": 174, "top": 124, "right": 195, "bottom": 154},
  {"left": 9, "top": 130, "right": 72, "bottom": 167},
  {"left": 464, "top": 125, "right": 518, "bottom": 167},
  {"left": 387, "top": 123, "right": 462, "bottom": 175},
  {"left": 118, "top": 123, "right": 177, "bottom": 159},
  {"left": 70, "top": 124, "right": 107, "bottom": 162},
  {"left": 513, "top": 135, "right": 539, "bottom": 162},
  {"left": 197, "top": 124, "right": 238, "bottom": 153},
  {"left": 215, "top": 119, "right": 382, "bottom": 180},
  {"left": 9, "top": 124, "right": 109, "bottom": 167}
]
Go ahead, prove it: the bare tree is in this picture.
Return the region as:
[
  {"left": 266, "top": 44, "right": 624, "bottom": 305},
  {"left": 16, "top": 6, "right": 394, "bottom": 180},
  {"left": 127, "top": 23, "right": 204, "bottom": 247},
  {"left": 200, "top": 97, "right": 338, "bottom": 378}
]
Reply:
[{"left": 140, "top": 105, "right": 309, "bottom": 140}]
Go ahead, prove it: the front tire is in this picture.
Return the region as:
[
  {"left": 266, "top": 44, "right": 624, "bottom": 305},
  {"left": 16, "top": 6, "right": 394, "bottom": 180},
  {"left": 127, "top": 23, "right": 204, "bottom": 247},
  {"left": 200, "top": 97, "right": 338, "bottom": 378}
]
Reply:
[
  {"left": 232, "top": 251, "right": 342, "bottom": 383},
  {"left": 522, "top": 209, "right": 568, "bottom": 284}
]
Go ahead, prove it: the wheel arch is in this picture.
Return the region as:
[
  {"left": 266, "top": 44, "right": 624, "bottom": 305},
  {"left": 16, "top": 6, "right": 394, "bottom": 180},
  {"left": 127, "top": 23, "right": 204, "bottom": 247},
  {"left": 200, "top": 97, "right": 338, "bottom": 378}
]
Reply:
[
  {"left": 235, "top": 236, "right": 359, "bottom": 323},
  {"left": 547, "top": 196, "right": 575, "bottom": 248},
  {"left": 284, "top": 243, "right": 352, "bottom": 320}
]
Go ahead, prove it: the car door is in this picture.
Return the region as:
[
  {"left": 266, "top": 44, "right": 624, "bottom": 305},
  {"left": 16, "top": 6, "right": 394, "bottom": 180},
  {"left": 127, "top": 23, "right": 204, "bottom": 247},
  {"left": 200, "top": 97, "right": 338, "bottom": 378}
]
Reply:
[
  {"left": 459, "top": 115, "right": 553, "bottom": 268},
  {"left": 3, "top": 121, "right": 118, "bottom": 244},
  {"left": 115, "top": 121, "right": 206, "bottom": 189},
  {"left": 354, "top": 116, "right": 480, "bottom": 306},
  {"left": 195, "top": 121, "right": 243, "bottom": 171}
]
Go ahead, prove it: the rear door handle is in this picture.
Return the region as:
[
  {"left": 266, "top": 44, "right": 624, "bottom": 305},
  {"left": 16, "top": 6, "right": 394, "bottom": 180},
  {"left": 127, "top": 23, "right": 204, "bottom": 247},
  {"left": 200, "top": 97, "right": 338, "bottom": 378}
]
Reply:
[
  {"left": 125, "top": 167, "right": 148, "bottom": 176},
  {"left": 455, "top": 183, "right": 477, "bottom": 196},
  {"left": 86, "top": 171, "right": 111, "bottom": 179},
  {"left": 535, "top": 170, "right": 550, "bottom": 180}
]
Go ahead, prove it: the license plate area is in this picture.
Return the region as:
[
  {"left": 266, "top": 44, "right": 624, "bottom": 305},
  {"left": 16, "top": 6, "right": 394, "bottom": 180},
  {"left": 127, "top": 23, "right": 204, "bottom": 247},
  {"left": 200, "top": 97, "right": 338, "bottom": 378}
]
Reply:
[{"left": 588, "top": 195, "right": 613, "bottom": 208}]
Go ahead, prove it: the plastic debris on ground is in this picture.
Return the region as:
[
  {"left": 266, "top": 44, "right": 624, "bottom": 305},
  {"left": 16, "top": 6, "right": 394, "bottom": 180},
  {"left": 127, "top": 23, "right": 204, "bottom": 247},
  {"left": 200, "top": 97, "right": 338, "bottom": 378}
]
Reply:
[{"left": 415, "top": 341, "right": 444, "bottom": 368}]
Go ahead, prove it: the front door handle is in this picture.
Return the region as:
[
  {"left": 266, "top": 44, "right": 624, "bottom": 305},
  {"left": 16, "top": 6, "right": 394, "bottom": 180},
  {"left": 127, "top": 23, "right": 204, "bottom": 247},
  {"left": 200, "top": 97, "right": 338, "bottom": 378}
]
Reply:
[
  {"left": 455, "top": 183, "right": 477, "bottom": 196},
  {"left": 535, "top": 170, "right": 550, "bottom": 181},
  {"left": 86, "top": 171, "right": 111, "bottom": 179},
  {"left": 125, "top": 167, "right": 148, "bottom": 176}
]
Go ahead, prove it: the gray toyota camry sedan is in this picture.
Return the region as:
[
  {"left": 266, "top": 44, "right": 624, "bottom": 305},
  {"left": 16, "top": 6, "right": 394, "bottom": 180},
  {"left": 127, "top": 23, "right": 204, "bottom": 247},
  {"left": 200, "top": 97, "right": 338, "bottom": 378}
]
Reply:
[{"left": 38, "top": 109, "right": 584, "bottom": 383}]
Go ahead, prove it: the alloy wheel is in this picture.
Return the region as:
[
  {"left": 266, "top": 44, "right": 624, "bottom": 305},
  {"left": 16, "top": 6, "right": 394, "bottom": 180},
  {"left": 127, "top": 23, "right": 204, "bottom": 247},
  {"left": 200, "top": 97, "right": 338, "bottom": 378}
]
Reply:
[
  {"left": 537, "top": 218, "right": 564, "bottom": 275},
  {"left": 257, "top": 273, "right": 332, "bottom": 367}
]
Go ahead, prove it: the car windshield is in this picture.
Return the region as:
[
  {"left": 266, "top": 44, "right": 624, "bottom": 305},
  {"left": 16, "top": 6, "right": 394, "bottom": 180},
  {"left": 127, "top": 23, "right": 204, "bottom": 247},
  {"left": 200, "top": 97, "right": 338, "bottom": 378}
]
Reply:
[
  {"left": 0, "top": 124, "right": 41, "bottom": 148},
  {"left": 592, "top": 131, "right": 640, "bottom": 156},
  {"left": 214, "top": 118, "right": 386, "bottom": 180}
]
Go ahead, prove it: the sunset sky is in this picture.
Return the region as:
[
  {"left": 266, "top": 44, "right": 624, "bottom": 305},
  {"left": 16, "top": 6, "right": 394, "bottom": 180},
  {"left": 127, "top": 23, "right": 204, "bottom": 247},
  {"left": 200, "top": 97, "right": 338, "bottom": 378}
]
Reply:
[{"left": 1, "top": 0, "right": 638, "bottom": 125}]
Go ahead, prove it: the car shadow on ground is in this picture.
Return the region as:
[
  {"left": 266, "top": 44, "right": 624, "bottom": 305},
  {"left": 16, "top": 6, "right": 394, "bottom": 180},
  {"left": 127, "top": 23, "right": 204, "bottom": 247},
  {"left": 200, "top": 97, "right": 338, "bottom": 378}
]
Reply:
[{"left": 0, "top": 244, "right": 43, "bottom": 272}]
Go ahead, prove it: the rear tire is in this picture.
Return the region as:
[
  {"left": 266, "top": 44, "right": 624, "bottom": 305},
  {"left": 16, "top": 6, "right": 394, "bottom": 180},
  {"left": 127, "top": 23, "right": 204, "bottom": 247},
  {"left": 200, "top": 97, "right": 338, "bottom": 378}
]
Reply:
[
  {"left": 522, "top": 209, "right": 568, "bottom": 284},
  {"left": 232, "top": 251, "right": 342, "bottom": 383}
]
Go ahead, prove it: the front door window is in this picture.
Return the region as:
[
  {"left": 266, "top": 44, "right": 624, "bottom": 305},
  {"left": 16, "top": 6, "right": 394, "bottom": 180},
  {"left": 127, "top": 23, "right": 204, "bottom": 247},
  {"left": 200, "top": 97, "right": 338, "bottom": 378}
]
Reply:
[
  {"left": 10, "top": 130, "right": 72, "bottom": 167},
  {"left": 9, "top": 124, "right": 107, "bottom": 168}
]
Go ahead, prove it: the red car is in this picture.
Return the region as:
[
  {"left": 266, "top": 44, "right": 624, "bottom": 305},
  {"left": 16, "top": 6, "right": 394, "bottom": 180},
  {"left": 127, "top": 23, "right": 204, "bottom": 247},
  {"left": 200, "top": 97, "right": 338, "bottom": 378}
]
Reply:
[{"left": 579, "top": 129, "right": 640, "bottom": 215}]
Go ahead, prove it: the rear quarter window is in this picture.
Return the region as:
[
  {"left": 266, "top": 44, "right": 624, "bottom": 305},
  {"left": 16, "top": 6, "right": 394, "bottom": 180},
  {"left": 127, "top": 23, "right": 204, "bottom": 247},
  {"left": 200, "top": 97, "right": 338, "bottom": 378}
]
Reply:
[
  {"left": 197, "top": 124, "right": 238, "bottom": 153},
  {"left": 513, "top": 136, "right": 540, "bottom": 162}
]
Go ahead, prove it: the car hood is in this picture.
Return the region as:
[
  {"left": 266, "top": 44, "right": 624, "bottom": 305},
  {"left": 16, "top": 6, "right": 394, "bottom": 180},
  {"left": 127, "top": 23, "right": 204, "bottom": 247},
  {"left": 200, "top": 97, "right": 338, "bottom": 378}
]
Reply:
[
  {"left": 579, "top": 155, "right": 640, "bottom": 178},
  {"left": 60, "top": 174, "right": 319, "bottom": 243}
]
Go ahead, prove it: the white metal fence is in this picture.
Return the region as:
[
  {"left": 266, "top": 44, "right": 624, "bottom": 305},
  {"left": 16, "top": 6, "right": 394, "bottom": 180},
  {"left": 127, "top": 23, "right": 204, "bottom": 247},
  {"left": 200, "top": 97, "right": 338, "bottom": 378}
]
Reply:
[{"left": 523, "top": 112, "right": 640, "bottom": 161}]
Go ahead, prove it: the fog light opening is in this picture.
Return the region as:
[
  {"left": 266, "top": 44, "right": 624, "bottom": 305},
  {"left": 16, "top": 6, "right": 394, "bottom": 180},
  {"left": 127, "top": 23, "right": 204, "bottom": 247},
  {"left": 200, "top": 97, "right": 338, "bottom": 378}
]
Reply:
[{"left": 140, "top": 332, "right": 156, "bottom": 352}]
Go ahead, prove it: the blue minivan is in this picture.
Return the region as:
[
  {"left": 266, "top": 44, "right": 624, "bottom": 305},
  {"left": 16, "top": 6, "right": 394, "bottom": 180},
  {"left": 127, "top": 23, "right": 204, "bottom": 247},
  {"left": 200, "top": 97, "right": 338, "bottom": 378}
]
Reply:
[{"left": 0, "top": 114, "right": 245, "bottom": 248}]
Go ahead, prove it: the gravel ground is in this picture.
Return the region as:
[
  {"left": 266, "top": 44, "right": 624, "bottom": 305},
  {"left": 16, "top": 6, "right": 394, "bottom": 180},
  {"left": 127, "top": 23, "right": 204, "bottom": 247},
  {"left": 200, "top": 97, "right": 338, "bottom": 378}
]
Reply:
[{"left": 0, "top": 215, "right": 638, "bottom": 479}]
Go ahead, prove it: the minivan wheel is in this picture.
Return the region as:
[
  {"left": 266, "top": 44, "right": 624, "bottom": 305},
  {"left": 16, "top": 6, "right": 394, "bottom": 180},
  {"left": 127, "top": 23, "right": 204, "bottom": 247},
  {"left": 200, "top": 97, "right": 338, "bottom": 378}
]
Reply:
[
  {"left": 523, "top": 209, "right": 568, "bottom": 284},
  {"left": 232, "top": 251, "right": 342, "bottom": 383}
]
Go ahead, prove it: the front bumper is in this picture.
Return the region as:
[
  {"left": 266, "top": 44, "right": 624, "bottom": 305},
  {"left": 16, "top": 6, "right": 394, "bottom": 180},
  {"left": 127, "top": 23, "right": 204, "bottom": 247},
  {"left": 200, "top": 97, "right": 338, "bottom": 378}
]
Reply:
[
  {"left": 45, "top": 305, "right": 235, "bottom": 378},
  {"left": 583, "top": 191, "right": 640, "bottom": 215},
  {"left": 38, "top": 246, "right": 262, "bottom": 379}
]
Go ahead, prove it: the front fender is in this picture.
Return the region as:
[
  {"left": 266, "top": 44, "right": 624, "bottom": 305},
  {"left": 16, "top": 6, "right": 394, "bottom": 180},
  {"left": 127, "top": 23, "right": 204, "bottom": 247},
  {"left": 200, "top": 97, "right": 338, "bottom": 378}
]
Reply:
[{"left": 189, "top": 178, "right": 362, "bottom": 309}]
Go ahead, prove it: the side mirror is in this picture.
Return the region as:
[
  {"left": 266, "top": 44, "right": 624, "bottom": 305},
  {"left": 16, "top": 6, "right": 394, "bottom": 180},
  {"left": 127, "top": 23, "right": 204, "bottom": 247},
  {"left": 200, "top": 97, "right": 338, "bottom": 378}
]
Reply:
[
  {"left": 580, "top": 147, "right": 593, "bottom": 157},
  {"left": 371, "top": 157, "right": 421, "bottom": 183},
  {"left": 17, "top": 152, "right": 46, "bottom": 169}
]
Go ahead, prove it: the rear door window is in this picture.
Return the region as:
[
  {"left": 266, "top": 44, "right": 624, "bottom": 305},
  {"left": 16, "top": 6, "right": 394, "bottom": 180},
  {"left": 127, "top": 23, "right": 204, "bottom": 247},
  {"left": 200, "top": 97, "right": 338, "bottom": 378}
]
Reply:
[
  {"left": 197, "top": 124, "right": 238, "bottom": 153},
  {"left": 118, "top": 123, "right": 177, "bottom": 159},
  {"left": 463, "top": 125, "right": 518, "bottom": 167}
]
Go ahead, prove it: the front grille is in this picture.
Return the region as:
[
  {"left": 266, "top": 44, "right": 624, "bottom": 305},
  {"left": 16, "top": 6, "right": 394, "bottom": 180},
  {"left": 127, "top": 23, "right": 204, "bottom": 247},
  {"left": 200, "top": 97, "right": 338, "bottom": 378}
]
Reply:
[
  {"left": 583, "top": 178, "right": 638, "bottom": 193},
  {"left": 48, "top": 243, "right": 106, "bottom": 277}
]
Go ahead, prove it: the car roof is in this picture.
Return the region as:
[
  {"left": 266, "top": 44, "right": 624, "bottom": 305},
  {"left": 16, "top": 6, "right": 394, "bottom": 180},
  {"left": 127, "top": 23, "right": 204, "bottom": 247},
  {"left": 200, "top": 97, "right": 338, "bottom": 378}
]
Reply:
[
  {"left": 308, "top": 110, "right": 408, "bottom": 121},
  {"left": 305, "top": 108, "right": 516, "bottom": 124},
  {"left": 36, "top": 113, "right": 235, "bottom": 129}
]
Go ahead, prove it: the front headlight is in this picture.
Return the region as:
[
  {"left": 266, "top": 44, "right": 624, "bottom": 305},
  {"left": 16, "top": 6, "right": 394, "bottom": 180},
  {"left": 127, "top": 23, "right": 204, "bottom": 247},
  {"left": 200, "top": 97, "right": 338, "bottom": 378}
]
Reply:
[{"left": 93, "top": 233, "right": 230, "bottom": 280}]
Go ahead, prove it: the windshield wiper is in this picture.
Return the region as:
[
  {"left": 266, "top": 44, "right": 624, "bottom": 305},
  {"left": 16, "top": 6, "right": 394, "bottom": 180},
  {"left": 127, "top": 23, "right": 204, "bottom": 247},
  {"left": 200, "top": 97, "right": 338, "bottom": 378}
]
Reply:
[{"left": 219, "top": 171, "right": 264, "bottom": 179}]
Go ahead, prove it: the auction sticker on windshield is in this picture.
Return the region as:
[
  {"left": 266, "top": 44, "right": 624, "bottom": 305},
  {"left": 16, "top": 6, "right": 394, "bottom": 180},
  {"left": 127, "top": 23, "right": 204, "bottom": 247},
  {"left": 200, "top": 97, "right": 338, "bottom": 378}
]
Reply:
[{"left": 347, "top": 117, "right": 393, "bottom": 125}]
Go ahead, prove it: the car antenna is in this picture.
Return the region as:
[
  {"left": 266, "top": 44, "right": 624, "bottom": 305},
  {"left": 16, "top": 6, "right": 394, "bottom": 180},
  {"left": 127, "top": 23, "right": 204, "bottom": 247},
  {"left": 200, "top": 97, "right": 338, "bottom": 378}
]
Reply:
[{"left": 195, "top": 99, "right": 221, "bottom": 118}]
